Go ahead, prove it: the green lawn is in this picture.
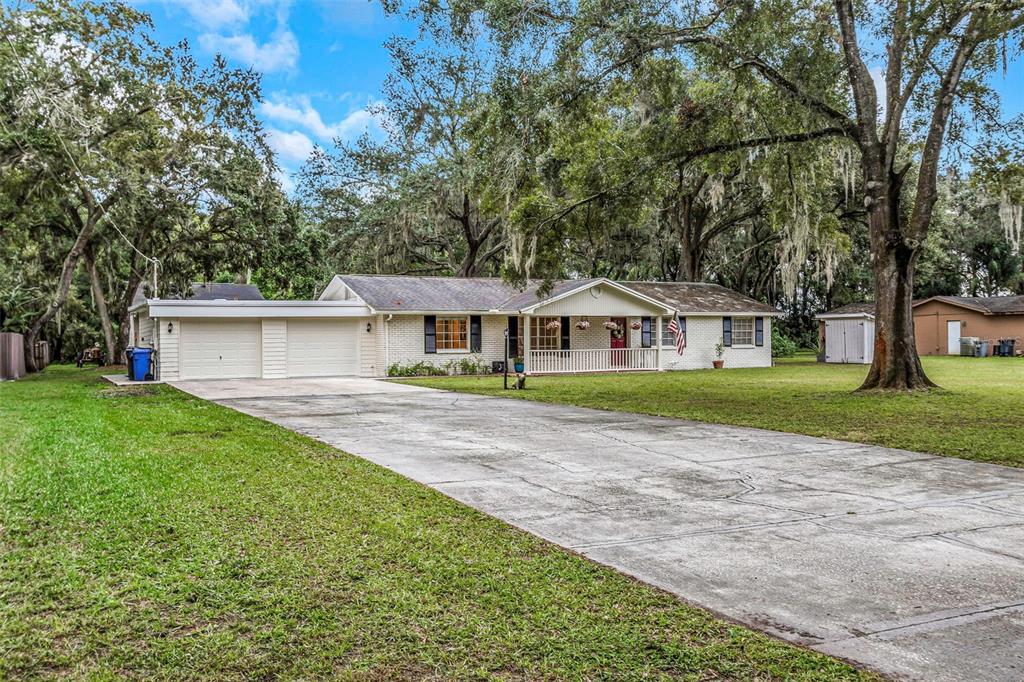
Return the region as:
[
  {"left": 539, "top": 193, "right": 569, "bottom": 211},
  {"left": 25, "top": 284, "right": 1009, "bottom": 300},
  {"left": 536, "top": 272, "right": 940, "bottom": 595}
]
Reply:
[
  {"left": 410, "top": 355, "right": 1024, "bottom": 468},
  {"left": 0, "top": 367, "right": 875, "bottom": 681}
]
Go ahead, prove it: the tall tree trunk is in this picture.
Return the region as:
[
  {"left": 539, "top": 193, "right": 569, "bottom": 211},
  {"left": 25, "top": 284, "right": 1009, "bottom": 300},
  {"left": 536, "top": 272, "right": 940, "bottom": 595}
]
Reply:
[
  {"left": 86, "top": 253, "right": 117, "bottom": 364},
  {"left": 24, "top": 217, "right": 96, "bottom": 372},
  {"left": 859, "top": 167, "right": 935, "bottom": 390}
]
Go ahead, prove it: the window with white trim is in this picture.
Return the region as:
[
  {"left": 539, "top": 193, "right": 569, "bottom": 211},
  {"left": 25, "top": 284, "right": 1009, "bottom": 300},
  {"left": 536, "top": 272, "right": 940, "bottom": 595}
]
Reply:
[
  {"left": 436, "top": 317, "right": 468, "bottom": 351},
  {"left": 530, "top": 316, "right": 560, "bottom": 350},
  {"left": 732, "top": 317, "right": 754, "bottom": 345},
  {"left": 660, "top": 318, "right": 679, "bottom": 347}
]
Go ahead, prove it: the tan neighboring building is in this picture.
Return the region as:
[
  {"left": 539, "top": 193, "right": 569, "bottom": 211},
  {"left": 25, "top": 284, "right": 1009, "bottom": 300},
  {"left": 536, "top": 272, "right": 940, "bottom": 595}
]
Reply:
[
  {"left": 912, "top": 295, "right": 1024, "bottom": 356},
  {"left": 817, "top": 295, "right": 1024, "bottom": 361}
]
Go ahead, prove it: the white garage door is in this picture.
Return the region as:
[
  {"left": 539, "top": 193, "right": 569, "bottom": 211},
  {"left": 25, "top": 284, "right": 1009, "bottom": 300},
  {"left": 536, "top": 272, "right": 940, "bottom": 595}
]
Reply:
[
  {"left": 286, "top": 320, "right": 359, "bottom": 377},
  {"left": 179, "top": 320, "right": 262, "bottom": 379}
]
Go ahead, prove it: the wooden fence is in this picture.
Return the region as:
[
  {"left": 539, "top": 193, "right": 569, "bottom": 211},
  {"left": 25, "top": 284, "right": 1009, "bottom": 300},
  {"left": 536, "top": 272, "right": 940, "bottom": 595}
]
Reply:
[{"left": 0, "top": 332, "right": 50, "bottom": 380}]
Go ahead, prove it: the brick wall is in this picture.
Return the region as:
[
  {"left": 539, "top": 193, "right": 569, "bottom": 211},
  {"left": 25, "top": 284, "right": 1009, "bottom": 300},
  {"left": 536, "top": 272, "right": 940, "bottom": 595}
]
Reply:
[{"left": 660, "top": 316, "right": 772, "bottom": 370}]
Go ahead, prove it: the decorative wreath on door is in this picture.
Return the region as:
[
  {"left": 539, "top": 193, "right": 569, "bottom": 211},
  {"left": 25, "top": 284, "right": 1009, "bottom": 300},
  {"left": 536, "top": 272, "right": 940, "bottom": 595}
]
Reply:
[{"left": 610, "top": 327, "right": 625, "bottom": 340}]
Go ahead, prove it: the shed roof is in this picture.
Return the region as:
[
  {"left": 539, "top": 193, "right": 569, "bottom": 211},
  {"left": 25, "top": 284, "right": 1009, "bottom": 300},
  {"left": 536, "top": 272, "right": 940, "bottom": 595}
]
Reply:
[{"left": 817, "top": 302, "right": 876, "bottom": 318}]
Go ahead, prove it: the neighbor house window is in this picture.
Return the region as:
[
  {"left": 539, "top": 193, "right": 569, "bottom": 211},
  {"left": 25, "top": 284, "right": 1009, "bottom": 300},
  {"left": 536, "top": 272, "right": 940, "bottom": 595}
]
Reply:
[
  {"left": 732, "top": 317, "right": 754, "bottom": 345},
  {"left": 530, "top": 316, "right": 560, "bottom": 350},
  {"left": 436, "top": 317, "right": 469, "bottom": 351}
]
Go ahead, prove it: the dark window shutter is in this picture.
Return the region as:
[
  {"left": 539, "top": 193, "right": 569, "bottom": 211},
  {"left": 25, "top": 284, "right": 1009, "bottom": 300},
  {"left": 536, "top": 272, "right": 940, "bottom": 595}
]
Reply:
[
  {"left": 723, "top": 316, "right": 732, "bottom": 347},
  {"left": 424, "top": 315, "right": 436, "bottom": 354},
  {"left": 679, "top": 316, "right": 686, "bottom": 333},
  {"left": 470, "top": 315, "right": 482, "bottom": 352},
  {"left": 755, "top": 317, "right": 764, "bottom": 346},
  {"left": 507, "top": 316, "right": 519, "bottom": 355},
  {"left": 641, "top": 317, "right": 652, "bottom": 348},
  {"left": 560, "top": 316, "right": 570, "bottom": 350}
]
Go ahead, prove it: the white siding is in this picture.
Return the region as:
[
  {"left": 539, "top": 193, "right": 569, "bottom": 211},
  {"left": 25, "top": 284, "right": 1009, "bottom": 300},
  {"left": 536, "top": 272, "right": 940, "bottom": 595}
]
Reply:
[
  {"left": 137, "top": 313, "right": 155, "bottom": 348},
  {"left": 262, "top": 319, "right": 287, "bottom": 378},
  {"left": 158, "top": 318, "right": 179, "bottom": 380},
  {"left": 661, "top": 316, "right": 772, "bottom": 370},
  {"left": 359, "top": 316, "right": 379, "bottom": 377},
  {"left": 532, "top": 285, "right": 661, "bottom": 316}
]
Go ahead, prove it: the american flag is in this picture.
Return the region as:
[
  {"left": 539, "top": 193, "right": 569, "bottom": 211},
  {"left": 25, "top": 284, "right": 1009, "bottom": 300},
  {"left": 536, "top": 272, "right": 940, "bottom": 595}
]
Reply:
[{"left": 667, "top": 317, "right": 686, "bottom": 355}]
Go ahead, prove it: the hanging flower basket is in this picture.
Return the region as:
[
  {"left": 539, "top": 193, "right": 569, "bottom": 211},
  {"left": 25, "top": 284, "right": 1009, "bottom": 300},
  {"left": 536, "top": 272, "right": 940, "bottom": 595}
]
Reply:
[
  {"left": 575, "top": 320, "right": 591, "bottom": 330},
  {"left": 630, "top": 321, "right": 642, "bottom": 330},
  {"left": 545, "top": 319, "right": 561, "bottom": 330},
  {"left": 603, "top": 320, "right": 619, "bottom": 331}
]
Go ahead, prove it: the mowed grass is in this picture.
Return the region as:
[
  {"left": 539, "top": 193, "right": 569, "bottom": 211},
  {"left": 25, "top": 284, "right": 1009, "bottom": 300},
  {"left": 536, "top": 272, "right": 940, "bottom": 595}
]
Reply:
[
  {"left": 0, "top": 367, "right": 876, "bottom": 681},
  {"left": 410, "top": 355, "right": 1024, "bottom": 468}
]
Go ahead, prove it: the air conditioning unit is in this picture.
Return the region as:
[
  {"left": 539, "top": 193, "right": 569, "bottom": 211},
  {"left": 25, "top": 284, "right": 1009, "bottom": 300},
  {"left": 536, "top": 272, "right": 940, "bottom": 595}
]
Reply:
[{"left": 491, "top": 361, "right": 506, "bottom": 374}]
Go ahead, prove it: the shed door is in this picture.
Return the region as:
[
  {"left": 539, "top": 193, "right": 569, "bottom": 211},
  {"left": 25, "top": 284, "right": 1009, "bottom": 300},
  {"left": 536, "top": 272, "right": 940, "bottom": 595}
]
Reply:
[
  {"left": 825, "top": 319, "right": 866, "bottom": 364},
  {"left": 179, "top": 320, "right": 262, "bottom": 379},
  {"left": 286, "top": 320, "right": 359, "bottom": 377},
  {"left": 947, "top": 320, "right": 961, "bottom": 355}
]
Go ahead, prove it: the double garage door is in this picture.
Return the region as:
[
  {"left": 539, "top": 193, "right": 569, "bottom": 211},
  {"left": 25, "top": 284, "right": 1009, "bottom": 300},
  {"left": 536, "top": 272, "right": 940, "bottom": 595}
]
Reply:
[{"left": 178, "top": 319, "right": 358, "bottom": 379}]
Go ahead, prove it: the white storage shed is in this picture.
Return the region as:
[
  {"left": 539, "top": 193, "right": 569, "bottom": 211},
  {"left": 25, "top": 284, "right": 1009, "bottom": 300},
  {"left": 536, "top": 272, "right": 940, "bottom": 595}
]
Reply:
[{"left": 816, "top": 303, "right": 875, "bottom": 365}]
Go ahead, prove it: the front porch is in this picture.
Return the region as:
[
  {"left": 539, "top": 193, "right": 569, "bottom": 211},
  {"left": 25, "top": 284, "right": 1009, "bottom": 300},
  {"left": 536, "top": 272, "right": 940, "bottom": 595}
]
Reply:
[{"left": 529, "top": 347, "right": 660, "bottom": 374}]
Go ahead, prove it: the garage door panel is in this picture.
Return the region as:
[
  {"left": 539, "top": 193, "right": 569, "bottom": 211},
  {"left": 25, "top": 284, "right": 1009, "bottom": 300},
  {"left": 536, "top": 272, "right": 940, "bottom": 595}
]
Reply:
[
  {"left": 287, "top": 320, "right": 358, "bottom": 377},
  {"left": 180, "top": 320, "right": 262, "bottom": 379}
]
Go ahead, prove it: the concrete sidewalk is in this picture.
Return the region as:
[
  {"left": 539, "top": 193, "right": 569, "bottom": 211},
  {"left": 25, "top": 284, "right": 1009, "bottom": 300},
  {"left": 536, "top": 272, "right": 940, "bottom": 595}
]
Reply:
[{"left": 174, "top": 377, "right": 1024, "bottom": 681}]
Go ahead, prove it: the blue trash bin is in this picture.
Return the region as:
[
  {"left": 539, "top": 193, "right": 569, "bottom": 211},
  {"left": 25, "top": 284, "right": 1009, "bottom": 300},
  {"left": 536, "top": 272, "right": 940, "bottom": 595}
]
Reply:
[
  {"left": 131, "top": 347, "right": 152, "bottom": 381},
  {"left": 125, "top": 347, "right": 136, "bottom": 381}
]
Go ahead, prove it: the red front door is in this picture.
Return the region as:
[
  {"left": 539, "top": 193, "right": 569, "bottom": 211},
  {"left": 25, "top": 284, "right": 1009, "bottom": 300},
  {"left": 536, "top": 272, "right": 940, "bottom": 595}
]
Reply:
[
  {"left": 609, "top": 317, "right": 627, "bottom": 349},
  {"left": 610, "top": 317, "right": 626, "bottom": 366}
]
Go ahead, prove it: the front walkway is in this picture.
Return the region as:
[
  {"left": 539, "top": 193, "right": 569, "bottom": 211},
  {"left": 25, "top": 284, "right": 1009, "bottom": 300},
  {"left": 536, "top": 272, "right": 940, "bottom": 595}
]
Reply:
[{"left": 174, "top": 378, "right": 1024, "bottom": 682}]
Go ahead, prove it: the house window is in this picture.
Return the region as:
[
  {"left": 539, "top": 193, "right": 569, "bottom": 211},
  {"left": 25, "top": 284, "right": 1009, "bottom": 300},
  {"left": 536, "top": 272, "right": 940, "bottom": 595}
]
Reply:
[
  {"left": 436, "top": 317, "right": 469, "bottom": 351},
  {"left": 732, "top": 317, "right": 755, "bottom": 345},
  {"left": 660, "top": 318, "right": 678, "bottom": 347},
  {"left": 530, "top": 316, "right": 560, "bottom": 350}
]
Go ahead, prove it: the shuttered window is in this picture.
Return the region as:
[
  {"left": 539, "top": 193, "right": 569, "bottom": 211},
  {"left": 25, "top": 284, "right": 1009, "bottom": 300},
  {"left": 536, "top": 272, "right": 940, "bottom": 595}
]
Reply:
[
  {"left": 436, "top": 317, "right": 469, "bottom": 351},
  {"left": 732, "top": 317, "right": 755, "bottom": 345},
  {"left": 530, "top": 317, "right": 561, "bottom": 350}
]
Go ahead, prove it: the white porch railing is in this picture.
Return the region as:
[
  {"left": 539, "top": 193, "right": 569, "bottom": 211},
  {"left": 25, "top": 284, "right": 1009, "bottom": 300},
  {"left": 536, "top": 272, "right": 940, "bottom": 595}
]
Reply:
[{"left": 529, "top": 348, "right": 659, "bottom": 374}]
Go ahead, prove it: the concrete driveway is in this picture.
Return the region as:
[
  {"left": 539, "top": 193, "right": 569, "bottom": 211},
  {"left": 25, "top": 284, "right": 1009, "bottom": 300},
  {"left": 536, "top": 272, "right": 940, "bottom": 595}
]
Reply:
[{"left": 173, "top": 377, "right": 1024, "bottom": 681}]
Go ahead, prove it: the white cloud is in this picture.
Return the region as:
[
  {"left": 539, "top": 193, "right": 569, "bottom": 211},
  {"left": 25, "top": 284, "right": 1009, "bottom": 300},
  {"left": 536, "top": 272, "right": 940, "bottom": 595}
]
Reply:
[
  {"left": 260, "top": 94, "right": 380, "bottom": 142},
  {"left": 199, "top": 29, "right": 299, "bottom": 72},
  {"left": 177, "top": 0, "right": 250, "bottom": 30},
  {"left": 267, "top": 127, "right": 315, "bottom": 164},
  {"left": 274, "top": 168, "right": 296, "bottom": 194}
]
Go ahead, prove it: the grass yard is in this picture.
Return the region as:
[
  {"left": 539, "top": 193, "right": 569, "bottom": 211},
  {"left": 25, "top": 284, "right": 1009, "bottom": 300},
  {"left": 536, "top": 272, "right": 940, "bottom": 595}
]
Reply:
[
  {"left": 410, "top": 355, "right": 1024, "bottom": 468},
  {"left": 0, "top": 367, "right": 876, "bottom": 681}
]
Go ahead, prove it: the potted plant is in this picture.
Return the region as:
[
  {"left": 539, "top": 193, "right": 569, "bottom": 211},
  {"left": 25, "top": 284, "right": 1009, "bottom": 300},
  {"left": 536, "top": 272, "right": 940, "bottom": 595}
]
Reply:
[
  {"left": 545, "top": 319, "right": 561, "bottom": 330},
  {"left": 713, "top": 340, "right": 725, "bottom": 369},
  {"left": 575, "top": 319, "right": 591, "bottom": 330},
  {"left": 513, "top": 356, "right": 525, "bottom": 373},
  {"left": 630, "top": 320, "right": 642, "bottom": 330}
]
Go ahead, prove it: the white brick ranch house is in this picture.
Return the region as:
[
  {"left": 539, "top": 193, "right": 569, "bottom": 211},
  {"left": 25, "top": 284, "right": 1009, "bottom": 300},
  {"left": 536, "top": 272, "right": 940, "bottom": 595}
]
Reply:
[{"left": 129, "top": 275, "right": 780, "bottom": 381}]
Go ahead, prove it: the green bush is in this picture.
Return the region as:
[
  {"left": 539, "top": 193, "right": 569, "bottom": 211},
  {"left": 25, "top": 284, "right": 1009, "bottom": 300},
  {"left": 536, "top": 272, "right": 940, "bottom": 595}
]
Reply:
[
  {"left": 771, "top": 326, "right": 799, "bottom": 358},
  {"left": 387, "top": 356, "right": 492, "bottom": 377}
]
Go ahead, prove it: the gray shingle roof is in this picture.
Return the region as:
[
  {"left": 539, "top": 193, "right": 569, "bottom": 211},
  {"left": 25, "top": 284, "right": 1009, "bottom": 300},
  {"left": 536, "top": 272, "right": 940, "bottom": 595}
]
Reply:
[
  {"left": 818, "top": 302, "right": 876, "bottom": 317},
  {"left": 921, "top": 295, "right": 1024, "bottom": 315},
  {"left": 337, "top": 275, "right": 776, "bottom": 315},
  {"left": 189, "top": 283, "right": 264, "bottom": 301},
  {"left": 621, "top": 281, "right": 779, "bottom": 314},
  {"left": 339, "top": 275, "right": 519, "bottom": 312}
]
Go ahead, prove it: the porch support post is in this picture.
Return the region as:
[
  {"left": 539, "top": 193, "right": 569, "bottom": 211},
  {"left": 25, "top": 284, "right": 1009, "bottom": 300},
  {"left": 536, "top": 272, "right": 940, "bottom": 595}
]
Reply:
[
  {"left": 656, "top": 315, "right": 664, "bottom": 370},
  {"left": 523, "top": 314, "right": 531, "bottom": 374}
]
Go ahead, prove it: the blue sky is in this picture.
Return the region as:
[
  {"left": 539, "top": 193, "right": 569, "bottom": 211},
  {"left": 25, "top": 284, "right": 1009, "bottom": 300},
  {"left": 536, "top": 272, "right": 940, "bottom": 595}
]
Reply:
[
  {"left": 143, "top": 0, "right": 414, "bottom": 193},
  {"left": 140, "top": 1, "right": 1024, "bottom": 193}
]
